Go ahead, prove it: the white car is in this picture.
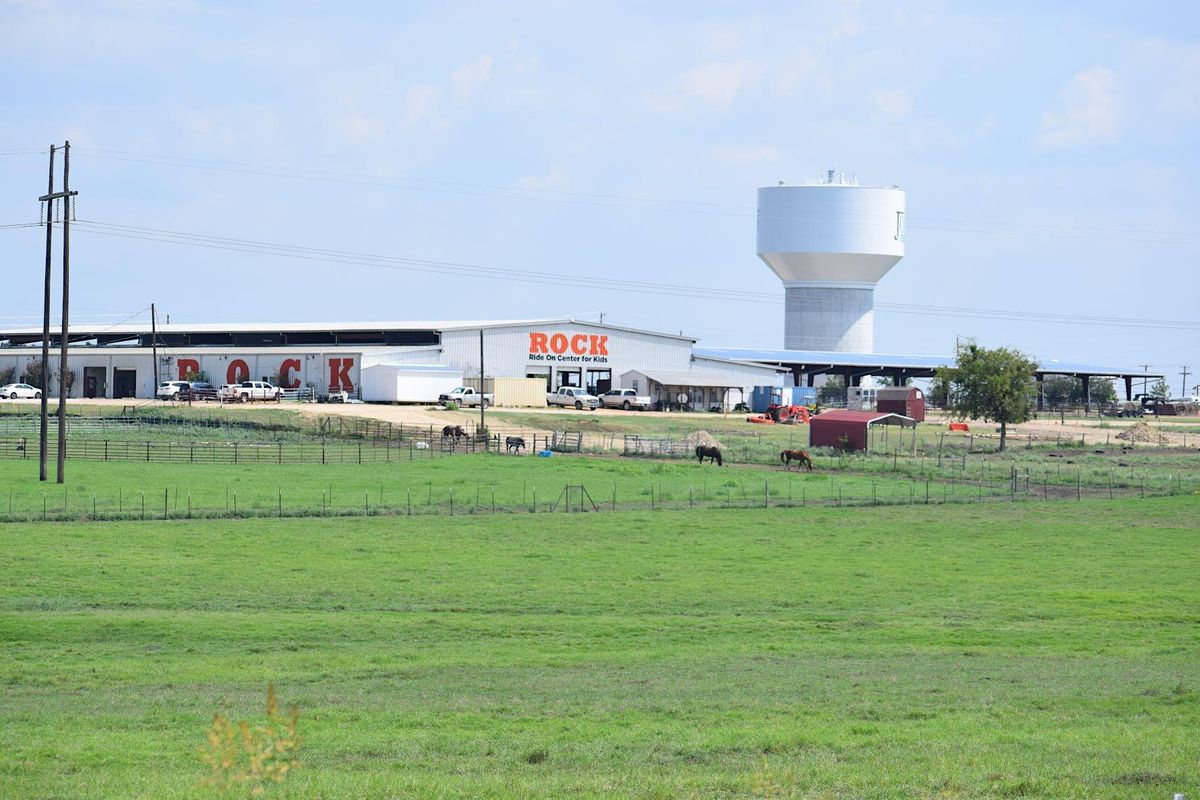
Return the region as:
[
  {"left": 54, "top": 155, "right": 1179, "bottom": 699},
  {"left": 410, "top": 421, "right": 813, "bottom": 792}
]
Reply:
[
  {"left": 0, "top": 383, "right": 41, "bottom": 400},
  {"left": 156, "top": 380, "right": 191, "bottom": 399},
  {"left": 600, "top": 388, "right": 653, "bottom": 411}
]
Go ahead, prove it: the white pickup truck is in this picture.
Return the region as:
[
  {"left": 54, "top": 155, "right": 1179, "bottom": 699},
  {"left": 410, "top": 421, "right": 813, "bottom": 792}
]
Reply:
[
  {"left": 600, "top": 388, "right": 653, "bottom": 411},
  {"left": 546, "top": 386, "right": 600, "bottom": 410},
  {"left": 222, "top": 381, "right": 282, "bottom": 403},
  {"left": 438, "top": 386, "right": 493, "bottom": 408}
]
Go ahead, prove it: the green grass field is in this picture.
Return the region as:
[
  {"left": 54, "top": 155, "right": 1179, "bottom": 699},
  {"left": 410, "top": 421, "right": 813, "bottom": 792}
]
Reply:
[
  {"left": 0, "top": 454, "right": 954, "bottom": 521},
  {"left": 2, "top": 498, "right": 1197, "bottom": 798}
]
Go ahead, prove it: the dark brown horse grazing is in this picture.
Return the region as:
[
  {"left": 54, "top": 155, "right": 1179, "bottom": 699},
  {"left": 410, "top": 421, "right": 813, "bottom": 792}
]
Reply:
[
  {"left": 696, "top": 445, "right": 723, "bottom": 466},
  {"left": 781, "top": 449, "right": 814, "bottom": 471},
  {"left": 442, "top": 425, "right": 469, "bottom": 440}
]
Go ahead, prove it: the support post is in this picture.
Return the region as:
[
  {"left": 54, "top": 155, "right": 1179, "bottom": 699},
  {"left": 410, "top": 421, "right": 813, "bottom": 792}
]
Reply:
[
  {"left": 55, "top": 141, "right": 71, "bottom": 484},
  {"left": 39, "top": 144, "right": 56, "bottom": 482}
]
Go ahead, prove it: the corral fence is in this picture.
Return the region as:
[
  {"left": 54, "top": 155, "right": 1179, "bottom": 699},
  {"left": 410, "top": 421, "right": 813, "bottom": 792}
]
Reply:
[{"left": 2, "top": 468, "right": 1195, "bottom": 525}]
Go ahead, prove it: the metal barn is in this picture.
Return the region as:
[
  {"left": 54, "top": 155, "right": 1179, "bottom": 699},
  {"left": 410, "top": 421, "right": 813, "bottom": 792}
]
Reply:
[
  {"left": 809, "top": 410, "right": 916, "bottom": 451},
  {"left": 875, "top": 386, "right": 926, "bottom": 422}
]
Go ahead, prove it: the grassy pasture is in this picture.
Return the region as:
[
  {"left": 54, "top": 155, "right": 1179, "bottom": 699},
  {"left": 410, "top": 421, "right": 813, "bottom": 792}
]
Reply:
[
  {"left": 1, "top": 498, "right": 1197, "bottom": 798},
  {"left": 0, "top": 454, "right": 940, "bottom": 521}
]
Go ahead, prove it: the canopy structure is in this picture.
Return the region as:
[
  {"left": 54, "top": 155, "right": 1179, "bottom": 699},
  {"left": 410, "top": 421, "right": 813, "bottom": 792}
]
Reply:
[
  {"left": 809, "top": 410, "right": 916, "bottom": 452},
  {"left": 695, "top": 347, "right": 1164, "bottom": 404},
  {"left": 620, "top": 369, "right": 747, "bottom": 412}
]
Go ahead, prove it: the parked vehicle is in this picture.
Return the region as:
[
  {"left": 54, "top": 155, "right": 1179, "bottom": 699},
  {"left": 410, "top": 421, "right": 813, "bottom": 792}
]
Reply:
[
  {"left": 156, "top": 380, "right": 191, "bottom": 400},
  {"left": 0, "top": 383, "right": 41, "bottom": 400},
  {"left": 438, "top": 386, "right": 493, "bottom": 408},
  {"left": 600, "top": 388, "right": 652, "bottom": 411},
  {"left": 546, "top": 386, "right": 600, "bottom": 410},
  {"left": 178, "top": 381, "right": 219, "bottom": 402},
  {"left": 223, "top": 381, "right": 281, "bottom": 403}
]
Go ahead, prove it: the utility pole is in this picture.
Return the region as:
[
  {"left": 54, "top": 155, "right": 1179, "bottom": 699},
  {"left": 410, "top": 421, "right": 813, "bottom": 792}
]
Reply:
[
  {"left": 55, "top": 141, "right": 71, "bottom": 484},
  {"left": 479, "top": 329, "right": 486, "bottom": 433},
  {"left": 37, "top": 145, "right": 55, "bottom": 482},
  {"left": 151, "top": 303, "right": 159, "bottom": 391},
  {"left": 1181, "top": 365, "right": 1191, "bottom": 399},
  {"left": 1139, "top": 364, "right": 1150, "bottom": 396},
  {"left": 37, "top": 141, "right": 78, "bottom": 483}
]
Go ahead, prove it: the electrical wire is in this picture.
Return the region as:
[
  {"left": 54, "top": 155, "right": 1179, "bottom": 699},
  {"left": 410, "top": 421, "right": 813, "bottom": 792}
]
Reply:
[
  {"left": 71, "top": 146, "right": 1200, "bottom": 245},
  {"left": 68, "top": 219, "right": 1200, "bottom": 332}
]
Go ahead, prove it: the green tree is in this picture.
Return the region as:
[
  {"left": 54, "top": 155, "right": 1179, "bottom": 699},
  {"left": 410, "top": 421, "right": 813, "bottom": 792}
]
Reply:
[
  {"left": 937, "top": 342, "right": 1038, "bottom": 452},
  {"left": 817, "top": 375, "right": 846, "bottom": 404},
  {"left": 1041, "top": 375, "right": 1116, "bottom": 407},
  {"left": 20, "top": 358, "right": 48, "bottom": 391},
  {"left": 928, "top": 374, "right": 951, "bottom": 407},
  {"left": 1150, "top": 378, "right": 1170, "bottom": 398}
]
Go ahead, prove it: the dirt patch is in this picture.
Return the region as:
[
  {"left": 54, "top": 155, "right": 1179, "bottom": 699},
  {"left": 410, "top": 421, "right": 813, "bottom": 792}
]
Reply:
[
  {"left": 685, "top": 430, "right": 724, "bottom": 450},
  {"left": 1116, "top": 422, "right": 1155, "bottom": 443}
]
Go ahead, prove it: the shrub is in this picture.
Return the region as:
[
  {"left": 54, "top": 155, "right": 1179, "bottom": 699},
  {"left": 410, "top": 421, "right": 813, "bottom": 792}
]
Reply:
[{"left": 199, "top": 684, "right": 301, "bottom": 796}]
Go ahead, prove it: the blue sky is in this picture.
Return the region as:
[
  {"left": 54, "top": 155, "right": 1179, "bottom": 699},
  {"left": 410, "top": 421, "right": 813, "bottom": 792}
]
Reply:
[{"left": 1, "top": 1, "right": 1198, "bottom": 387}]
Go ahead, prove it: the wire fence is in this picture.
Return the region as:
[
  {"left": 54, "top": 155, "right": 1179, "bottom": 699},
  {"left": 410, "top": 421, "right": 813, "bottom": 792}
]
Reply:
[{"left": 2, "top": 469, "right": 1195, "bottom": 525}]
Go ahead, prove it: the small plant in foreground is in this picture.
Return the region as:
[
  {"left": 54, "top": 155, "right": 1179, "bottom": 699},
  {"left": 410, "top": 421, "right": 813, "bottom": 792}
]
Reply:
[{"left": 199, "top": 684, "right": 301, "bottom": 796}]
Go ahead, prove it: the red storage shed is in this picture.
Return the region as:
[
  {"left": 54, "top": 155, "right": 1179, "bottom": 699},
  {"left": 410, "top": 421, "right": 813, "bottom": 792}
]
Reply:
[
  {"left": 810, "top": 410, "right": 917, "bottom": 451},
  {"left": 875, "top": 386, "right": 926, "bottom": 422}
]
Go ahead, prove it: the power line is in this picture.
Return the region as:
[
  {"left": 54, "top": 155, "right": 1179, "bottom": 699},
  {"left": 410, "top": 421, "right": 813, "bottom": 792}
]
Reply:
[
  {"left": 71, "top": 146, "right": 1200, "bottom": 246},
  {"left": 68, "top": 218, "right": 1200, "bottom": 332}
]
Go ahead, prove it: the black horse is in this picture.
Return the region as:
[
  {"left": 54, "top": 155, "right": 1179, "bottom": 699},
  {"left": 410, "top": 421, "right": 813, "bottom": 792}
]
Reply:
[
  {"left": 505, "top": 436, "right": 526, "bottom": 454},
  {"left": 695, "top": 445, "right": 723, "bottom": 466},
  {"left": 441, "top": 425, "right": 469, "bottom": 440}
]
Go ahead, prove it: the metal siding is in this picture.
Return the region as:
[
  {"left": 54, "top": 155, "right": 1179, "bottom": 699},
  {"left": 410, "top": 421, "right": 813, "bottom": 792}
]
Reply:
[
  {"left": 441, "top": 323, "right": 693, "bottom": 381},
  {"left": 810, "top": 417, "right": 869, "bottom": 450}
]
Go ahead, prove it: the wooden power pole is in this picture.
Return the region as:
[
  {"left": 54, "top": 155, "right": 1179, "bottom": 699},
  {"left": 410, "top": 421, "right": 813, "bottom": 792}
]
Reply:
[
  {"left": 55, "top": 141, "right": 71, "bottom": 484},
  {"left": 37, "top": 145, "right": 55, "bottom": 482},
  {"left": 36, "top": 141, "right": 78, "bottom": 483}
]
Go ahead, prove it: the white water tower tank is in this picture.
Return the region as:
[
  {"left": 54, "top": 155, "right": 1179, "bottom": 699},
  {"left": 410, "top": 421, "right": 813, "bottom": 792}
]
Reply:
[{"left": 758, "top": 172, "right": 905, "bottom": 352}]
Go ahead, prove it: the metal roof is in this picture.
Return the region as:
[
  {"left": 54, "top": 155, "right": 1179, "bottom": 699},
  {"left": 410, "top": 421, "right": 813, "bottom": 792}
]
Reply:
[
  {"left": 695, "top": 347, "right": 1164, "bottom": 379},
  {"left": 0, "top": 317, "right": 697, "bottom": 346},
  {"left": 811, "top": 410, "right": 916, "bottom": 426}
]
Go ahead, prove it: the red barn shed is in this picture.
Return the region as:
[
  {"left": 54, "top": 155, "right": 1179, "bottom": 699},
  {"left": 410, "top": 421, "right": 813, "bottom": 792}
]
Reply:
[
  {"left": 875, "top": 386, "right": 926, "bottom": 422},
  {"left": 809, "top": 410, "right": 917, "bottom": 451}
]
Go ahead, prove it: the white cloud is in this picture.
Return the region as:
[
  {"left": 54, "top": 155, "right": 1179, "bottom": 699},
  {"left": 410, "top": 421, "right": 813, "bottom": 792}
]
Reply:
[
  {"left": 1034, "top": 65, "right": 1121, "bottom": 150},
  {"left": 514, "top": 163, "right": 571, "bottom": 193},
  {"left": 869, "top": 89, "right": 912, "bottom": 117},
  {"left": 450, "top": 54, "right": 493, "bottom": 102},
  {"left": 679, "top": 59, "right": 758, "bottom": 110},
  {"left": 707, "top": 145, "right": 780, "bottom": 168}
]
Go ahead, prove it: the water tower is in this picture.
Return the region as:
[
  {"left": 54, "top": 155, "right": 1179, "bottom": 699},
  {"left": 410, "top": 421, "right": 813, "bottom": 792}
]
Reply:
[{"left": 757, "top": 171, "right": 905, "bottom": 353}]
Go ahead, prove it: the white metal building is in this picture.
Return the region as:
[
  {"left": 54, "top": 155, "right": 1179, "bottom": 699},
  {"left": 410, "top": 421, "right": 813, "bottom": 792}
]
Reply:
[{"left": 0, "top": 318, "right": 784, "bottom": 407}]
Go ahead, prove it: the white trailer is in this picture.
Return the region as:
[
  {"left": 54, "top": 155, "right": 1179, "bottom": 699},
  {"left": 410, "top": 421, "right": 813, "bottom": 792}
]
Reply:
[{"left": 360, "top": 364, "right": 463, "bottom": 403}]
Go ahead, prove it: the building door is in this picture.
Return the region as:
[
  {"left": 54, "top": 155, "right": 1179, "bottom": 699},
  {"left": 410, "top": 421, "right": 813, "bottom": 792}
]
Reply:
[
  {"left": 586, "top": 369, "right": 611, "bottom": 395},
  {"left": 113, "top": 369, "right": 137, "bottom": 399},
  {"left": 555, "top": 369, "right": 581, "bottom": 389},
  {"left": 83, "top": 366, "right": 106, "bottom": 398}
]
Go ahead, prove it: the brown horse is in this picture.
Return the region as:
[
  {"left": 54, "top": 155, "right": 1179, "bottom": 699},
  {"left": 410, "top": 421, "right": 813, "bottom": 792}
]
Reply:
[
  {"left": 696, "top": 445, "right": 723, "bottom": 466},
  {"left": 781, "top": 449, "right": 814, "bottom": 471}
]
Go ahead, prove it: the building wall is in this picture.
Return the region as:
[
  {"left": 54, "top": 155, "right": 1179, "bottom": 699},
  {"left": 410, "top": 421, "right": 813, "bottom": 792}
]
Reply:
[
  {"left": 441, "top": 322, "right": 694, "bottom": 393},
  {"left": 0, "top": 321, "right": 780, "bottom": 404},
  {"left": 0, "top": 348, "right": 363, "bottom": 399}
]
